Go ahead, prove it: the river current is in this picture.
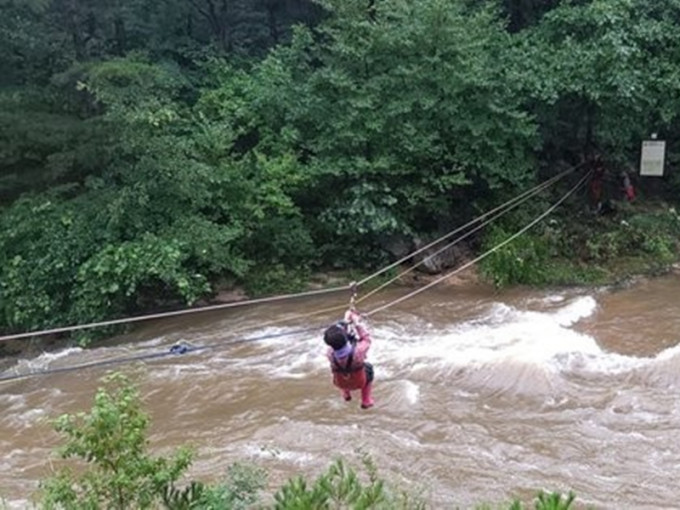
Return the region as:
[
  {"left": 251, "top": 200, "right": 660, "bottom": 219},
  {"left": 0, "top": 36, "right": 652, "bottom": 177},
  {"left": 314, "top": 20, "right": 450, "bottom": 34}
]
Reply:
[{"left": 2, "top": 273, "right": 680, "bottom": 509}]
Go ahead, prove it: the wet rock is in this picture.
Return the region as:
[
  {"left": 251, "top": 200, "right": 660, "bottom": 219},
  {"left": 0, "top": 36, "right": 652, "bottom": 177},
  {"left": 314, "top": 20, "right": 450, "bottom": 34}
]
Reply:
[
  {"left": 412, "top": 237, "right": 472, "bottom": 275},
  {"left": 380, "top": 234, "right": 415, "bottom": 260}
]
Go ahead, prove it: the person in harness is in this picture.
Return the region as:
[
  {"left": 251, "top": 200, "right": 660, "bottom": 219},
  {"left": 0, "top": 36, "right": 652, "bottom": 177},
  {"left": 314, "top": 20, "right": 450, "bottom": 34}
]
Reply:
[{"left": 323, "top": 308, "right": 374, "bottom": 409}]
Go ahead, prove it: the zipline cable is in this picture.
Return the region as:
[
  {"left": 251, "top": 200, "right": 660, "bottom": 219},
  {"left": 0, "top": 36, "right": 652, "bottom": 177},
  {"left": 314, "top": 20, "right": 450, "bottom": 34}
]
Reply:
[
  {"left": 355, "top": 166, "right": 579, "bottom": 307},
  {"left": 0, "top": 162, "right": 585, "bottom": 344},
  {"left": 172, "top": 281, "right": 358, "bottom": 348},
  {"left": 170, "top": 163, "right": 583, "bottom": 340},
  {"left": 0, "top": 284, "right": 351, "bottom": 343},
  {"left": 364, "top": 170, "right": 592, "bottom": 318},
  {"left": 354, "top": 162, "right": 586, "bottom": 288},
  {"left": 1, "top": 168, "right": 590, "bottom": 383}
]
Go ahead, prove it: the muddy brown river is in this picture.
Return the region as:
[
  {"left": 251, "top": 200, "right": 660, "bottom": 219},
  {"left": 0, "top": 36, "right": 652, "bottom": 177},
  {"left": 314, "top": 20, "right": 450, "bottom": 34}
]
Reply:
[{"left": 2, "top": 274, "right": 680, "bottom": 509}]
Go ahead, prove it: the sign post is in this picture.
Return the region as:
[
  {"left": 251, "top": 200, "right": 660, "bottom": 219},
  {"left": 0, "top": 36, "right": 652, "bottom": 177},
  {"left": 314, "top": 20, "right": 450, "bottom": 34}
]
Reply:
[{"left": 640, "top": 136, "right": 666, "bottom": 176}]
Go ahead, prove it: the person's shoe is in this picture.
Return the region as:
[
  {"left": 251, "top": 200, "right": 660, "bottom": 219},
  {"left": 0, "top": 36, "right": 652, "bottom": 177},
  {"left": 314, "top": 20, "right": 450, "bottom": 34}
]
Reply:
[
  {"left": 342, "top": 389, "right": 352, "bottom": 401},
  {"left": 360, "top": 400, "right": 374, "bottom": 409}
]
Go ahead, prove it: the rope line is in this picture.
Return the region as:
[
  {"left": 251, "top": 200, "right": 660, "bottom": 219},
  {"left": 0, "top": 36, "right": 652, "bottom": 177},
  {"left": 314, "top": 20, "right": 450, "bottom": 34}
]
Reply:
[
  {"left": 0, "top": 284, "right": 350, "bottom": 343},
  {"left": 355, "top": 163, "right": 585, "bottom": 288},
  {"left": 364, "top": 170, "right": 592, "bottom": 317},
  {"left": 203, "top": 301, "right": 348, "bottom": 345},
  {"left": 0, "top": 165, "right": 588, "bottom": 382},
  {"left": 176, "top": 164, "right": 582, "bottom": 341},
  {"left": 0, "top": 162, "right": 585, "bottom": 344},
  {"left": 356, "top": 166, "right": 578, "bottom": 307}
]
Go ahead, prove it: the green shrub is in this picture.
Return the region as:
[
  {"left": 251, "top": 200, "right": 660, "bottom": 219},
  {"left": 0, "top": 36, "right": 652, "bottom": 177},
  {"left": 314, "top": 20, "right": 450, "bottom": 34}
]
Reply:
[
  {"left": 272, "top": 454, "right": 426, "bottom": 510},
  {"left": 242, "top": 263, "right": 310, "bottom": 296},
  {"left": 534, "top": 491, "right": 576, "bottom": 510},
  {"left": 480, "top": 204, "right": 680, "bottom": 287},
  {"left": 38, "top": 371, "right": 197, "bottom": 509},
  {"left": 626, "top": 210, "right": 680, "bottom": 265},
  {"left": 584, "top": 230, "right": 624, "bottom": 262},
  {"left": 479, "top": 226, "right": 553, "bottom": 287},
  {"left": 163, "top": 463, "right": 266, "bottom": 510},
  {"left": 477, "top": 490, "right": 576, "bottom": 510}
]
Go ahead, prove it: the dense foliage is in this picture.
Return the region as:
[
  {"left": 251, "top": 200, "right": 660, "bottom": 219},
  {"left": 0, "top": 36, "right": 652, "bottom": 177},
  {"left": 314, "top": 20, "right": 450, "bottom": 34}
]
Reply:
[{"left": 2, "top": 0, "right": 680, "bottom": 338}]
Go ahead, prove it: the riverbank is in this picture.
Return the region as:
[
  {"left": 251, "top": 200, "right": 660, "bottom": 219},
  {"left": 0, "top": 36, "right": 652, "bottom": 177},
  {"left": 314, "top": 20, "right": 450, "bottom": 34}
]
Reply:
[{"left": 1, "top": 219, "right": 678, "bottom": 368}]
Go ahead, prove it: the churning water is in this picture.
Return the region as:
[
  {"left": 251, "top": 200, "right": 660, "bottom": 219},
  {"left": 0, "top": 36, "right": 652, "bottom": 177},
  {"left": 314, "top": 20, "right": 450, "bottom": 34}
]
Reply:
[{"left": 2, "top": 274, "right": 680, "bottom": 509}]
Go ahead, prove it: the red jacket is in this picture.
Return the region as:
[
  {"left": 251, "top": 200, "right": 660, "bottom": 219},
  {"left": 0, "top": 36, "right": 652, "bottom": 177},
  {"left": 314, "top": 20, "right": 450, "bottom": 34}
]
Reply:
[{"left": 326, "top": 323, "right": 371, "bottom": 390}]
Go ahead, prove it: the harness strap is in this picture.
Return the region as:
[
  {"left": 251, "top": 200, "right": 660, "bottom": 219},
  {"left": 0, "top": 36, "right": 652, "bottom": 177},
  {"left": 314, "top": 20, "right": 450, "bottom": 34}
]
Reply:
[{"left": 332, "top": 348, "right": 363, "bottom": 374}]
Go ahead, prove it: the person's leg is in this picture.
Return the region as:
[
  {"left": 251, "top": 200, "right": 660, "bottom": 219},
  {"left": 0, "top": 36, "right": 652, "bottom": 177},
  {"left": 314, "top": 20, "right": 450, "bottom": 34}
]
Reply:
[
  {"left": 361, "top": 363, "right": 374, "bottom": 409},
  {"left": 342, "top": 389, "right": 352, "bottom": 401},
  {"left": 360, "top": 384, "right": 374, "bottom": 409}
]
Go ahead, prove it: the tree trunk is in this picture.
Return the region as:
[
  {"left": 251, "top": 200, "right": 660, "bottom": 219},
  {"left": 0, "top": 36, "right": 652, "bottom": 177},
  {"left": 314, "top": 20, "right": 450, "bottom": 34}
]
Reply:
[{"left": 189, "top": 0, "right": 231, "bottom": 52}]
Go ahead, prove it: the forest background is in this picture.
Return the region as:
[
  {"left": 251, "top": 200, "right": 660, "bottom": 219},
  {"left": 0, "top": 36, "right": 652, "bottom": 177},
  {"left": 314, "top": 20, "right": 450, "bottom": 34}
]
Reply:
[{"left": 2, "top": 0, "right": 680, "bottom": 344}]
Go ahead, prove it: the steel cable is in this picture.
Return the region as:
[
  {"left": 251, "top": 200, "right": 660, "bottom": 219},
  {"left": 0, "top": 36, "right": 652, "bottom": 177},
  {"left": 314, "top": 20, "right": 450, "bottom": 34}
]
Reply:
[{"left": 0, "top": 164, "right": 588, "bottom": 382}]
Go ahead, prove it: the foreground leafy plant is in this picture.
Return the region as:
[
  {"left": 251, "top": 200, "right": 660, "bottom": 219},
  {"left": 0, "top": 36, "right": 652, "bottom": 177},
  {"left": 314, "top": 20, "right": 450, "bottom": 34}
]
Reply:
[
  {"left": 534, "top": 490, "right": 576, "bottom": 510},
  {"left": 272, "top": 454, "right": 428, "bottom": 510},
  {"left": 37, "top": 371, "right": 267, "bottom": 509},
  {"left": 38, "top": 371, "right": 196, "bottom": 509},
  {"left": 480, "top": 490, "right": 576, "bottom": 510}
]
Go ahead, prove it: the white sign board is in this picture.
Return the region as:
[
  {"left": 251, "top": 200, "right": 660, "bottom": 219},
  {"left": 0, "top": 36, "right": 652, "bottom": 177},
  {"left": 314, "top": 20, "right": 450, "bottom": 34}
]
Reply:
[{"left": 640, "top": 140, "right": 666, "bottom": 176}]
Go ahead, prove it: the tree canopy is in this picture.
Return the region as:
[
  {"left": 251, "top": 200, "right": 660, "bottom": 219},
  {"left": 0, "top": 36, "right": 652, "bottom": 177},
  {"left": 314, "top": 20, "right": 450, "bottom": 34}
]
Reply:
[{"left": 2, "top": 0, "right": 680, "bottom": 339}]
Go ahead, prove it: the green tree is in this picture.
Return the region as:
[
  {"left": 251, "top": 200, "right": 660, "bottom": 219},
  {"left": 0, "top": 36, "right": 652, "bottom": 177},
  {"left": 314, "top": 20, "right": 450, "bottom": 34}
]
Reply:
[
  {"left": 495, "top": 0, "right": 562, "bottom": 32},
  {"left": 38, "top": 371, "right": 268, "bottom": 509},
  {"left": 519, "top": 0, "right": 680, "bottom": 164},
  {"left": 0, "top": 56, "right": 250, "bottom": 335},
  {"left": 233, "top": 0, "right": 538, "bottom": 265},
  {"left": 39, "top": 372, "right": 195, "bottom": 509}
]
